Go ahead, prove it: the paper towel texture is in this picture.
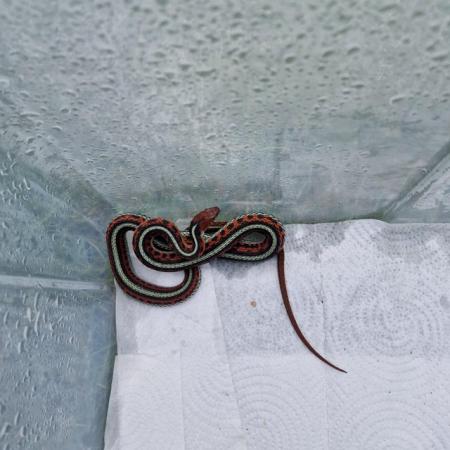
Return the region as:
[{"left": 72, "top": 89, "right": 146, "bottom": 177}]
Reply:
[{"left": 104, "top": 221, "right": 450, "bottom": 449}]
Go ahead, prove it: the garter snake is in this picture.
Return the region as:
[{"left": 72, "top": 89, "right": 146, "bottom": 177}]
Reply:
[{"left": 106, "top": 206, "right": 346, "bottom": 373}]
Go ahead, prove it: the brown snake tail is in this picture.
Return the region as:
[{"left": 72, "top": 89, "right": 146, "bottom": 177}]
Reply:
[{"left": 106, "top": 206, "right": 346, "bottom": 373}]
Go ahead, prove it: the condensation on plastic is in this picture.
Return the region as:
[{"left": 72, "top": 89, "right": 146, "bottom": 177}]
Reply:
[{"left": 0, "top": 0, "right": 449, "bottom": 448}]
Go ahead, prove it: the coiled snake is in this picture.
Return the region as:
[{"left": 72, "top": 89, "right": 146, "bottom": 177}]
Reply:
[{"left": 106, "top": 206, "right": 345, "bottom": 373}]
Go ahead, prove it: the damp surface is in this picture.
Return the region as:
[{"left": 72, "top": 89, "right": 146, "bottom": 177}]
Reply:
[{"left": 0, "top": 0, "right": 449, "bottom": 448}]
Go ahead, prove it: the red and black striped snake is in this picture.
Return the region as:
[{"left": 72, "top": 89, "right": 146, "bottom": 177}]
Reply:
[{"left": 106, "top": 206, "right": 346, "bottom": 373}]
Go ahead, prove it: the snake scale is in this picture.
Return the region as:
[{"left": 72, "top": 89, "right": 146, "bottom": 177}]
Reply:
[{"left": 106, "top": 206, "right": 346, "bottom": 373}]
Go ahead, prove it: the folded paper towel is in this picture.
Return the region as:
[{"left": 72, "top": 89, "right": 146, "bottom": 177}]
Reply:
[{"left": 104, "top": 221, "right": 450, "bottom": 449}]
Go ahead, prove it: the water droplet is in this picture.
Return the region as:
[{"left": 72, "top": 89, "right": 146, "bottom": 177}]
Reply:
[{"left": 196, "top": 67, "right": 216, "bottom": 77}]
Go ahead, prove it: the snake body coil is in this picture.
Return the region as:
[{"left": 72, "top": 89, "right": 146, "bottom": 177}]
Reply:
[{"left": 106, "top": 206, "right": 346, "bottom": 373}]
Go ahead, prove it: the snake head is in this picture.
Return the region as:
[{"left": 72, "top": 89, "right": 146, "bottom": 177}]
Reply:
[{"left": 190, "top": 206, "right": 221, "bottom": 233}]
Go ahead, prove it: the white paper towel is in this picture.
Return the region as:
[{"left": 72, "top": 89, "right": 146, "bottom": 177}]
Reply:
[{"left": 104, "top": 221, "right": 450, "bottom": 449}]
